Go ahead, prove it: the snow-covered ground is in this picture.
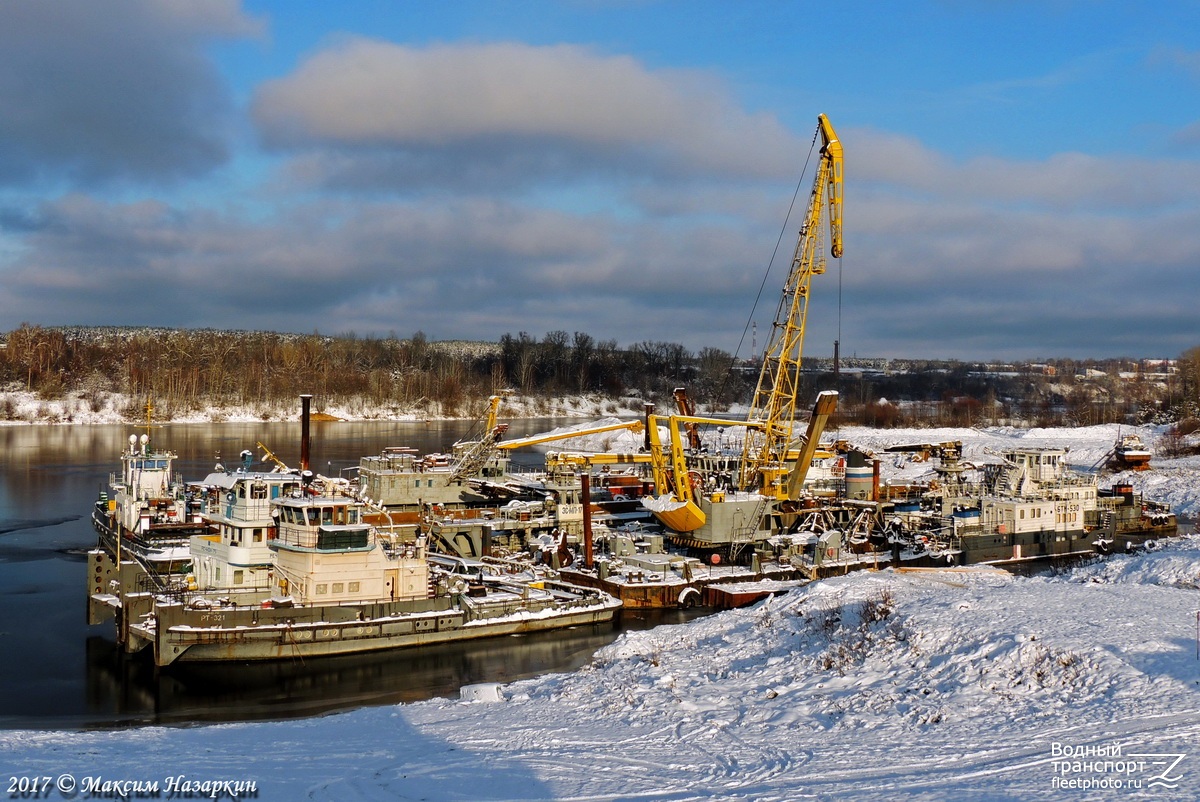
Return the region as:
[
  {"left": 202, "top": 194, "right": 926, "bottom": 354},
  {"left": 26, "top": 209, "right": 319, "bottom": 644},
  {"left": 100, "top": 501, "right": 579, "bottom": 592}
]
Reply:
[
  {"left": 0, "top": 389, "right": 645, "bottom": 425},
  {"left": 4, "top": 421, "right": 1200, "bottom": 800}
]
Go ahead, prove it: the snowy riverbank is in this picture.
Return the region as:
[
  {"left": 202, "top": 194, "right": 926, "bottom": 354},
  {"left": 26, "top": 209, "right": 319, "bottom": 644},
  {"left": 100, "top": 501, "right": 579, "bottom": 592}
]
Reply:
[
  {"left": 4, "top": 537, "right": 1200, "bottom": 800},
  {"left": 0, "top": 389, "right": 647, "bottom": 426}
]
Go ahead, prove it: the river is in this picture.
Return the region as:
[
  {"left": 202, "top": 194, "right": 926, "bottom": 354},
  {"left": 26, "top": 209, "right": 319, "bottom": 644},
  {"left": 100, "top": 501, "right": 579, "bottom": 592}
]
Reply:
[{"left": 0, "top": 418, "right": 700, "bottom": 729}]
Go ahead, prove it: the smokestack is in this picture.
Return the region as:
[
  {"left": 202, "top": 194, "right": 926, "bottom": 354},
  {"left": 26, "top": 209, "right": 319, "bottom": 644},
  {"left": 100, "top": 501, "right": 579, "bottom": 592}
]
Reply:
[
  {"left": 300, "top": 394, "right": 312, "bottom": 472},
  {"left": 643, "top": 403, "right": 655, "bottom": 451},
  {"left": 581, "top": 473, "right": 594, "bottom": 570},
  {"left": 833, "top": 339, "right": 840, "bottom": 380}
]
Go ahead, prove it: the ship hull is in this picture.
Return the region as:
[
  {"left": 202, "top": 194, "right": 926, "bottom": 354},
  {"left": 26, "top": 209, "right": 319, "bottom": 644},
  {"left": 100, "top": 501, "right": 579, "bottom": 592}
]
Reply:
[{"left": 132, "top": 584, "right": 621, "bottom": 666}]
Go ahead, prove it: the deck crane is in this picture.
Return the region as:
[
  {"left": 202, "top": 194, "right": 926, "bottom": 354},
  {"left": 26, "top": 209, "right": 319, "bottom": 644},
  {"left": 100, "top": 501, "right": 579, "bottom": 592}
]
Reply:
[
  {"left": 643, "top": 392, "right": 836, "bottom": 536},
  {"left": 493, "top": 419, "right": 645, "bottom": 451},
  {"left": 740, "top": 113, "right": 843, "bottom": 496},
  {"left": 449, "top": 396, "right": 645, "bottom": 482},
  {"left": 642, "top": 114, "right": 843, "bottom": 551},
  {"left": 448, "top": 395, "right": 509, "bottom": 481}
]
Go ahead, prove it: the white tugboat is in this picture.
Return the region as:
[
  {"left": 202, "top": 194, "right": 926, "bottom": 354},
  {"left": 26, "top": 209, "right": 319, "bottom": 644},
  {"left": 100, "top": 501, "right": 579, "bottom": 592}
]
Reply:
[
  {"left": 118, "top": 483, "right": 620, "bottom": 666},
  {"left": 91, "top": 430, "right": 205, "bottom": 576},
  {"left": 187, "top": 449, "right": 302, "bottom": 594}
]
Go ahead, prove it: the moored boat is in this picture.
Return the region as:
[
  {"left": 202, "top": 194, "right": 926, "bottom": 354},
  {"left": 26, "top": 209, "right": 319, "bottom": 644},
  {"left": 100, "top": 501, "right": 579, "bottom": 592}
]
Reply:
[
  {"left": 90, "top": 432, "right": 206, "bottom": 576},
  {"left": 99, "top": 479, "right": 619, "bottom": 666},
  {"left": 187, "top": 449, "right": 303, "bottom": 593}
]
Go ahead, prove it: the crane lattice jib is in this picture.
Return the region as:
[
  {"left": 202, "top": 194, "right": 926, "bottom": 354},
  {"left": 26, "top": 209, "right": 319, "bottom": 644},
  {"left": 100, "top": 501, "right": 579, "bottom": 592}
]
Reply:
[{"left": 740, "top": 114, "right": 843, "bottom": 492}]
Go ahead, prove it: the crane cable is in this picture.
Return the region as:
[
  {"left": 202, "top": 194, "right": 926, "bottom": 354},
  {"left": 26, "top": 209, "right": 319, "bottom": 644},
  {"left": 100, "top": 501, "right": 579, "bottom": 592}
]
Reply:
[{"left": 715, "top": 123, "right": 822, "bottom": 406}]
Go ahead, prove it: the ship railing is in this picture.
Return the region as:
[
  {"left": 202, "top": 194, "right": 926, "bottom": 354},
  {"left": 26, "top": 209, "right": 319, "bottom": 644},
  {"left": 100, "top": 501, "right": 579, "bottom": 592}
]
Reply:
[{"left": 273, "top": 523, "right": 373, "bottom": 551}]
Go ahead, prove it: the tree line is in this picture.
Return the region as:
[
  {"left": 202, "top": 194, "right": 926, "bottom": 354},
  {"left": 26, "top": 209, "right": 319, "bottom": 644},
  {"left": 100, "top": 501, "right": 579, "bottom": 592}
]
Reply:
[{"left": 2, "top": 324, "right": 1198, "bottom": 430}]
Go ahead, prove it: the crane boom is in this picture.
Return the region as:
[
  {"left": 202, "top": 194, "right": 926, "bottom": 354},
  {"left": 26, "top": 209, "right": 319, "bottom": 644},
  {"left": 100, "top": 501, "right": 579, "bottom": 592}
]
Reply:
[
  {"left": 495, "top": 420, "right": 644, "bottom": 450},
  {"left": 785, "top": 390, "right": 838, "bottom": 499},
  {"left": 740, "top": 114, "right": 843, "bottom": 492}
]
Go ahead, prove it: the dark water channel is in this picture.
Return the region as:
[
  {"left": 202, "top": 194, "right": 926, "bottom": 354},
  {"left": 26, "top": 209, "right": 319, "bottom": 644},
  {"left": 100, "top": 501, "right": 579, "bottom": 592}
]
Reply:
[{"left": 0, "top": 418, "right": 704, "bottom": 729}]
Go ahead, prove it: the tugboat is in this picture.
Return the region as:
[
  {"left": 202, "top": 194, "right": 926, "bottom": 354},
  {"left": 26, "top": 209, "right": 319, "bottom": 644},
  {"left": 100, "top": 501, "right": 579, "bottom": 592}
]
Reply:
[
  {"left": 88, "top": 395, "right": 621, "bottom": 666},
  {"left": 91, "top": 430, "right": 205, "bottom": 576},
  {"left": 864, "top": 445, "right": 1177, "bottom": 566},
  {"left": 187, "top": 448, "right": 303, "bottom": 593},
  {"left": 111, "top": 481, "right": 620, "bottom": 666}
]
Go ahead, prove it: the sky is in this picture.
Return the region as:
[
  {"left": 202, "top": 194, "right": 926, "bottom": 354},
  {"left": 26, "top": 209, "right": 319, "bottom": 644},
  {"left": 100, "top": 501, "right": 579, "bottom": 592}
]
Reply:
[{"left": 1, "top": 0, "right": 1199, "bottom": 362}]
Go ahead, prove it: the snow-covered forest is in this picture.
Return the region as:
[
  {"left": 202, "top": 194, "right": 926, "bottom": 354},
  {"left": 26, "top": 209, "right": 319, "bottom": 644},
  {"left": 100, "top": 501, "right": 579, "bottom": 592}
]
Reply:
[{"left": 4, "top": 324, "right": 1198, "bottom": 429}]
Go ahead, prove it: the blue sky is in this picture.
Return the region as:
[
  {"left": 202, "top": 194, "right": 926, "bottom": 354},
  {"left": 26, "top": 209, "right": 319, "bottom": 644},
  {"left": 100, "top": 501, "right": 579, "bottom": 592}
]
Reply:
[{"left": 2, "top": 0, "right": 1199, "bottom": 361}]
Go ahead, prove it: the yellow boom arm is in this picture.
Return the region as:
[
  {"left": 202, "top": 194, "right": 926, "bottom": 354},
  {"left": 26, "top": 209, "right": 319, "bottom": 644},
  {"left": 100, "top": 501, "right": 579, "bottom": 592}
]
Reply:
[
  {"left": 495, "top": 420, "right": 645, "bottom": 450},
  {"left": 741, "top": 114, "right": 843, "bottom": 489}
]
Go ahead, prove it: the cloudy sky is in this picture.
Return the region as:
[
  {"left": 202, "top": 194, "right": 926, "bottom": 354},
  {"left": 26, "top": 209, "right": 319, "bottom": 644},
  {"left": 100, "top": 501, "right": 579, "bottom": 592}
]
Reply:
[{"left": 1, "top": 0, "right": 1198, "bottom": 361}]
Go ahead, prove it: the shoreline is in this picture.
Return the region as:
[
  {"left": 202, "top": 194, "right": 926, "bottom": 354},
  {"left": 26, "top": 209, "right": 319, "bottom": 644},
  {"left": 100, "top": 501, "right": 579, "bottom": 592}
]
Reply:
[{"left": 0, "top": 389, "right": 644, "bottom": 427}]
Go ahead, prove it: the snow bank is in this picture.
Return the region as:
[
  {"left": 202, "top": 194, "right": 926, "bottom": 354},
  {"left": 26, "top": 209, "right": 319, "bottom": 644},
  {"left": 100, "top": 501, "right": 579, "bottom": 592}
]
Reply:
[{"left": 6, "top": 538, "right": 1200, "bottom": 800}]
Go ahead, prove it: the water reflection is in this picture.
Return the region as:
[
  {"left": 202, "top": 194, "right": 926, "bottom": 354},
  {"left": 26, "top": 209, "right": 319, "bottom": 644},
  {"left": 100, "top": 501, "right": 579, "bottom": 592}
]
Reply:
[{"left": 82, "top": 608, "right": 704, "bottom": 728}]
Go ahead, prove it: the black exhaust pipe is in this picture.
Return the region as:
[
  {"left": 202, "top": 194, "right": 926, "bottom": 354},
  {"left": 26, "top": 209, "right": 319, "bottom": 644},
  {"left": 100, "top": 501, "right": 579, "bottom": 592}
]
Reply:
[{"left": 300, "top": 394, "right": 312, "bottom": 473}]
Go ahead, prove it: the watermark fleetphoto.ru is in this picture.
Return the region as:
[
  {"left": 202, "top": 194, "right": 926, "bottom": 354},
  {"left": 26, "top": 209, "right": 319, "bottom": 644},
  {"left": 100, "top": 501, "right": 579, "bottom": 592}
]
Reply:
[
  {"left": 7, "top": 773, "right": 258, "bottom": 800},
  {"left": 1050, "top": 741, "right": 1186, "bottom": 792}
]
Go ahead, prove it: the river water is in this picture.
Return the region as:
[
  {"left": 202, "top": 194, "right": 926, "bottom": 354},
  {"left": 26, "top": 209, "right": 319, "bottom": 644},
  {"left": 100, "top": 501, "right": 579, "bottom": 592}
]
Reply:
[{"left": 0, "top": 418, "right": 700, "bottom": 729}]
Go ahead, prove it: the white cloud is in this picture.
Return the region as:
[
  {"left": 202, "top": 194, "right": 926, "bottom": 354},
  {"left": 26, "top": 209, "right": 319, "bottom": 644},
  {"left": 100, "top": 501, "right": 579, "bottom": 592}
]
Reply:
[
  {"left": 850, "top": 127, "right": 1200, "bottom": 210},
  {"left": 0, "top": 0, "right": 264, "bottom": 185},
  {"left": 252, "top": 39, "right": 802, "bottom": 185}
]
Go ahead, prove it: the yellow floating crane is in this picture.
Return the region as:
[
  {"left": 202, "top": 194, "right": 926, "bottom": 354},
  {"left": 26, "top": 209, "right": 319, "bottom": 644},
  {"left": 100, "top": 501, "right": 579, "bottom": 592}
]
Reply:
[
  {"left": 740, "top": 113, "right": 843, "bottom": 497},
  {"left": 643, "top": 114, "right": 843, "bottom": 547}
]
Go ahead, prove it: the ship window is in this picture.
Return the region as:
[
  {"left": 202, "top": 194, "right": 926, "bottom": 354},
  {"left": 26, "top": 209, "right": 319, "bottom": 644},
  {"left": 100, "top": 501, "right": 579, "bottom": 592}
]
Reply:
[
  {"left": 238, "top": 484, "right": 247, "bottom": 498},
  {"left": 307, "top": 508, "right": 319, "bottom": 525},
  {"left": 348, "top": 582, "right": 360, "bottom": 593},
  {"left": 322, "top": 507, "right": 333, "bottom": 524},
  {"left": 233, "top": 570, "right": 244, "bottom": 585},
  {"left": 253, "top": 528, "right": 263, "bottom": 542},
  {"left": 1020, "top": 510, "right": 1025, "bottom": 519},
  {"left": 332, "top": 583, "right": 344, "bottom": 594},
  {"left": 348, "top": 510, "right": 358, "bottom": 524},
  {"left": 251, "top": 484, "right": 267, "bottom": 500},
  {"left": 215, "top": 567, "right": 222, "bottom": 581},
  {"left": 316, "top": 583, "right": 328, "bottom": 595}
]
